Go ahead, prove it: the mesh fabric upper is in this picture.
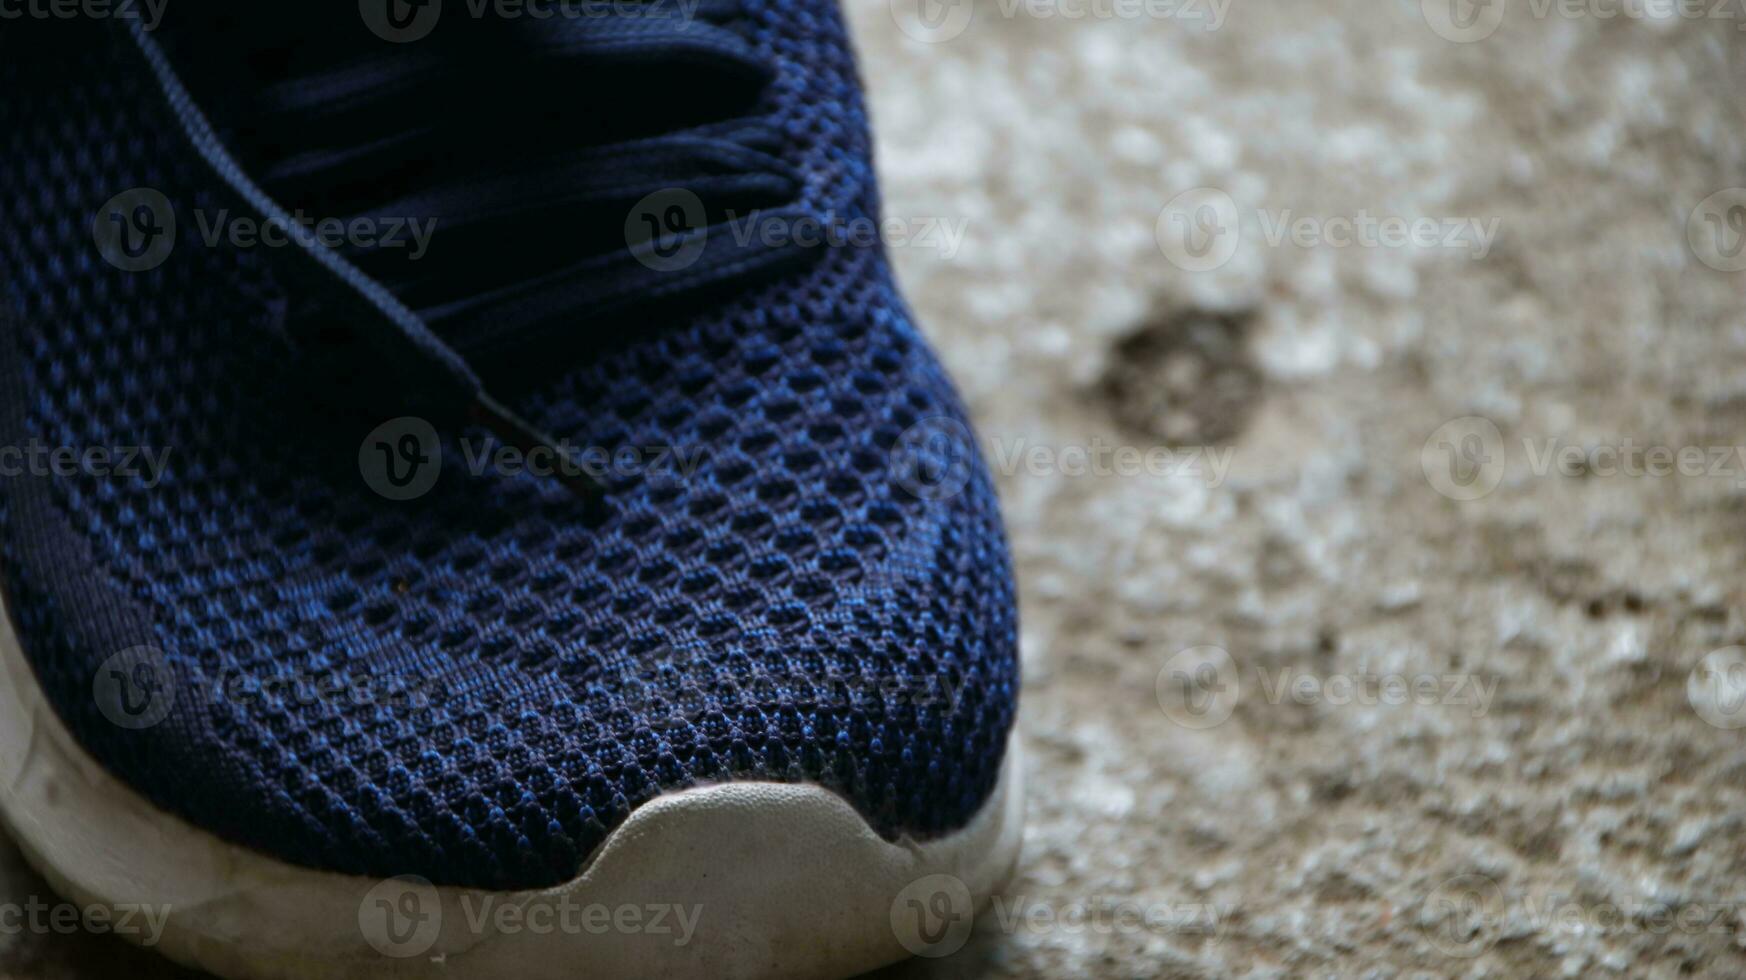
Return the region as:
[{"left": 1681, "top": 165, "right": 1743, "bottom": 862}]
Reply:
[{"left": 0, "top": 2, "right": 1019, "bottom": 890}]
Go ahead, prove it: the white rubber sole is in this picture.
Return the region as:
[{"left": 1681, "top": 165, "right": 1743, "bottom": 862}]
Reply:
[{"left": 0, "top": 593, "right": 1024, "bottom": 979}]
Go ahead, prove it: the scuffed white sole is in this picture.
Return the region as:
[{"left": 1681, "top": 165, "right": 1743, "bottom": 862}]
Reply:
[{"left": 0, "top": 593, "right": 1024, "bottom": 980}]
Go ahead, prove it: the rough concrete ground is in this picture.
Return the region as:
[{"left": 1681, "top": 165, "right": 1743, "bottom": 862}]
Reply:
[
  {"left": 6, "top": 0, "right": 1746, "bottom": 977},
  {"left": 855, "top": 0, "right": 1746, "bottom": 976}
]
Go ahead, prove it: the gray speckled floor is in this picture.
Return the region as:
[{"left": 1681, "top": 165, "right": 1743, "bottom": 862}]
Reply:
[
  {"left": 855, "top": 0, "right": 1746, "bottom": 975},
  {"left": 9, "top": 1, "right": 1746, "bottom": 977}
]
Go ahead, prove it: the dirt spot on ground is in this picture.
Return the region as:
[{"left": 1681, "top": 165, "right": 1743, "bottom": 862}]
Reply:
[{"left": 1096, "top": 309, "right": 1263, "bottom": 448}]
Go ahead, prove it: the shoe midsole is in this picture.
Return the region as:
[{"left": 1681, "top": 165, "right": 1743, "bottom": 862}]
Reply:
[{"left": 0, "top": 591, "right": 1025, "bottom": 980}]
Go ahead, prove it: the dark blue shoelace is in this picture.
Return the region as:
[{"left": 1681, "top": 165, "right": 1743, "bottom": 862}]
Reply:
[{"left": 127, "top": 4, "right": 815, "bottom": 497}]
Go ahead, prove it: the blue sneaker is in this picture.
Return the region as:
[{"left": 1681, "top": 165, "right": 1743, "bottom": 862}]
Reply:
[{"left": 0, "top": 3, "right": 1021, "bottom": 977}]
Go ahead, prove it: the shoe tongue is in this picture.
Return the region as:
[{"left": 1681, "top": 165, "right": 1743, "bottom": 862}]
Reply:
[{"left": 159, "top": 4, "right": 385, "bottom": 69}]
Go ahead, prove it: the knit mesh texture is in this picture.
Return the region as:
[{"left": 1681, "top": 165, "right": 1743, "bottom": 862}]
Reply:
[{"left": 0, "top": 3, "right": 1019, "bottom": 890}]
